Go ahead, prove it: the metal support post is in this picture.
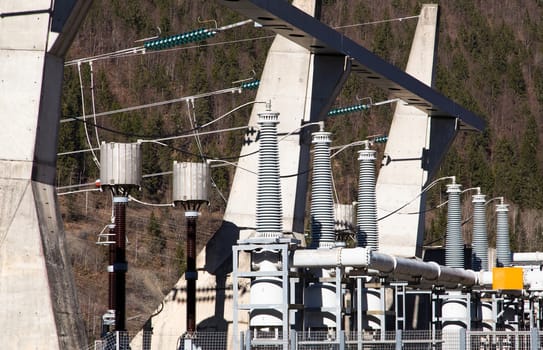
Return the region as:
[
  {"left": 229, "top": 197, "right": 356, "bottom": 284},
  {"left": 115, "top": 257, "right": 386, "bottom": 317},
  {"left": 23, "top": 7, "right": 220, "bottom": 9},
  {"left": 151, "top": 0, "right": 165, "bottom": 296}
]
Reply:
[
  {"left": 530, "top": 328, "right": 540, "bottom": 350},
  {"left": 379, "top": 279, "right": 387, "bottom": 341},
  {"left": 393, "top": 283, "right": 407, "bottom": 331},
  {"left": 113, "top": 196, "right": 128, "bottom": 332},
  {"left": 335, "top": 267, "right": 343, "bottom": 332},
  {"left": 395, "top": 329, "right": 402, "bottom": 350},
  {"left": 281, "top": 244, "right": 290, "bottom": 350},
  {"left": 245, "top": 330, "right": 251, "bottom": 350},
  {"left": 459, "top": 328, "right": 466, "bottom": 350},
  {"left": 290, "top": 329, "right": 297, "bottom": 349},
  {"left": 466, "top": 292, "right": 471, "bottom": 331},
  {"left": 356, "top": 277, "right": 363, "bottom": 350},
  {"left": 232, "top": 246, "right": 240, "bottom": 350}
]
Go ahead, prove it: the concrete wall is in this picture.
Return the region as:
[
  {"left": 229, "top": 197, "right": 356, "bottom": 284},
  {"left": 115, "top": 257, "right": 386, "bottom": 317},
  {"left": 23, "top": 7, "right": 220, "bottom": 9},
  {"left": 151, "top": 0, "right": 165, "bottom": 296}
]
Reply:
[{"left": 0, "top": 2, "right": 89, "bottom": 348}]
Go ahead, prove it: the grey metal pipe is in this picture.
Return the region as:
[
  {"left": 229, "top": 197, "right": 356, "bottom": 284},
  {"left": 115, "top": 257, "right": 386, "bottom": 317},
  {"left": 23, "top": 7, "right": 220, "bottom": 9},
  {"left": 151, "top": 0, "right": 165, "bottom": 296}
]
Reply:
[{"left": 292, "top": 248, "right": 480, "bottom": 288}]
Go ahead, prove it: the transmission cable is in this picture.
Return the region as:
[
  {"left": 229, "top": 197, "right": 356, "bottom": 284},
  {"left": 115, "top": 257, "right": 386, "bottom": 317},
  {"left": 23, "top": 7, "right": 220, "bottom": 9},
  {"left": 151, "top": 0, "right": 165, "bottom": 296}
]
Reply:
[
  {"left": 377, "top": 176, "right": 456, "bottom": 222},
  {"left": 89, "top": 61, "right": 101, "bottom": 147},
  {"left": 77, "top": 62, "right": 100, "bottom": 168}
]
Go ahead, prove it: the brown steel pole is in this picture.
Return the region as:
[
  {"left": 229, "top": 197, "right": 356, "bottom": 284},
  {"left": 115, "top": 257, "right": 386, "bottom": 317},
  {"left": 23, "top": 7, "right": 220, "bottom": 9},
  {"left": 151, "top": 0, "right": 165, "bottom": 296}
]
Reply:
[
  {"left": 113, "top": 196, "right": 128, "bottom": 332},
  {"left": 108, "top": 224, "right": 116, "bottom": 316},
  {"left": 185, "top": 210, "right": 198, "bottom": 333}
]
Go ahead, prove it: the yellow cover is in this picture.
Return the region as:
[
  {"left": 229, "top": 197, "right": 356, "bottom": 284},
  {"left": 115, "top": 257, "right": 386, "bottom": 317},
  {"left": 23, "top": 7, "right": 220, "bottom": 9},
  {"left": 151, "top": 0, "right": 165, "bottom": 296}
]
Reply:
[{"left": 492, "top": 267, "right": 524, "bottom": 290}]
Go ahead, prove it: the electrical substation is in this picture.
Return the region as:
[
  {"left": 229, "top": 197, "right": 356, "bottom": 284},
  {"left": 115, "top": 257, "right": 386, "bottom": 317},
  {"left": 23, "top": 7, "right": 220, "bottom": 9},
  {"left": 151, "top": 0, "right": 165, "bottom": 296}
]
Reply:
[{"left": 2, "top": 0, "right": 543, "bottom": 349}]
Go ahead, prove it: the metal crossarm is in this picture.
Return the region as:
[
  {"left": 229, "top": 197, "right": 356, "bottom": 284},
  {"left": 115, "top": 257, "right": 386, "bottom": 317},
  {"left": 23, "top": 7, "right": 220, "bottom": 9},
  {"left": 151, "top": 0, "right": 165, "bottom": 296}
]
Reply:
[{"left": 219, "top": 0, "right": 485, "bottom": 131}]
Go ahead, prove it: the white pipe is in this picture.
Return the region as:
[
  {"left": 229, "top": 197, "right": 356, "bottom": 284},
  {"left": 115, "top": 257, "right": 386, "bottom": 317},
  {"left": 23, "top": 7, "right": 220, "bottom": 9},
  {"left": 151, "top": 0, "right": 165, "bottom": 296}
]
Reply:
[
  {"left": 513, "top": 252, "right": 543, "bottom": 264},
  {"left": 479, "top": 271, "right": 493, "bottom": 287},
  {"left": 292, "top": 247, "right": 370, "bottom": 268}
]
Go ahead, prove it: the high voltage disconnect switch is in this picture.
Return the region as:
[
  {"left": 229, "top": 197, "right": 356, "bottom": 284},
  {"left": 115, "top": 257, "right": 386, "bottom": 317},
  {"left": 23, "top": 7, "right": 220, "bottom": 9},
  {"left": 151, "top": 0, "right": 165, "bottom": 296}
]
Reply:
[
  {"left": 144, "top": 28, "right": 217, "bottom": 51},
  {"left": 327, "top": 103, "right": 371, "bottom": 116}
]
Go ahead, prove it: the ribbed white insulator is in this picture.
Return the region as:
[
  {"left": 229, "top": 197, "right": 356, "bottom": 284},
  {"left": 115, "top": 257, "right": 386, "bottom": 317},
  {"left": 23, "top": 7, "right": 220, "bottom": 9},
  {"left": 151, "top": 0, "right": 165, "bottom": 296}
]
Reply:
[
  {"left": 310, "top": 132, "right": 335, "bottom": 248},
  {"left": 356, "top": 149, "right": 378, "bottom": 250},
  {"left": 445, "top": 183, "right": 463, "bottom": 268},
  {"left": 255, "top": 111, "right": 283, "bottom": 238},
  {"left": 471, "top": 194, "right": 488, "bottom": 271},
  {"left": 496, "top": 204, "right": 511, "bottom": 266}
]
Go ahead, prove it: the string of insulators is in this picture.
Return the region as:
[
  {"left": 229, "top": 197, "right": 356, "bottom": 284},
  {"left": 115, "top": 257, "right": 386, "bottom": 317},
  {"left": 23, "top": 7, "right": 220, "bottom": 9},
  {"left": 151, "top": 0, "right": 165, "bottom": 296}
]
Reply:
[
  {"left": 372, "top": 135, "right": 388, "bottom": 143},
  {"left": 327, "top": 103, "right": 370, "bottom": 116},
  {"left": 144, "top": 28, "right": 217, "bottom": 51},
  {"left": 240, "top": 80, "right": 260, "bottom": 90}
]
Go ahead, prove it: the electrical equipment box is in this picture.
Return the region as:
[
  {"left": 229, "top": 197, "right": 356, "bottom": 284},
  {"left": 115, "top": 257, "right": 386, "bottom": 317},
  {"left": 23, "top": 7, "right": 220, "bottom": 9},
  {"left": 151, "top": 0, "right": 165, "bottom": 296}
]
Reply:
[
  {"left": 172, "top": 161, "right": 210, "bottom": 203},
  {"left": 334, "top": 203, "right": 355, "bottom": 232},
  {"left": 492, "top": 267, "right": 524, "bottom": 290},
  {"left": 100, "top": 142, "right": 142, "bottom": 187}
]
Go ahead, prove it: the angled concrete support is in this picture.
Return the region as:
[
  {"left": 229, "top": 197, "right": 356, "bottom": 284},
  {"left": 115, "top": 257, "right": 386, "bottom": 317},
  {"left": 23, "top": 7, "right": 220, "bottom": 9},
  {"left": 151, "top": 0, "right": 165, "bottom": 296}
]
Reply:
[
  {"left": 0, "top": 1, "right": 91, "bottom": 348},
  {"left": 376, "top": 4, "right": 451, "bottom": 258}
]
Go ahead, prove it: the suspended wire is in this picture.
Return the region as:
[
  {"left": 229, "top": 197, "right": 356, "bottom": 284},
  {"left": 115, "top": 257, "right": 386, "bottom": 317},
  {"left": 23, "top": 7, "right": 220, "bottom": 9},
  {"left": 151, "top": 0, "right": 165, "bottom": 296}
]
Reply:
[
  {"left": 333, "top": 15, "right": 420, "bottom": 30},
  {"left": 128, "top": 195, "right": 174, "bottom": 208},
  {"left": 65, "top": 13, "right": 418, "bottom": 67},
  {"left": 377, "top": 176, "right": 455, "bottom": 222},
  {"left": 58, "top": 100, "right": 265, "bottom": 159},
  {"left": 57, "top": 181, "right": 97, "bottom": 190},
  {"left": 199, "top": 100, "right": 264, "bottom": 129},
  {"left": 186, "top": 100, "right": 205, "bottom": 159},
  {"left": 89, "top": 61, "right": 101, "bottom": 147},
  {"left": 57, "top": 188, "right": 102, "bottom": 196},
  {"left": 184, "top": 98, "right": 230, "bottom": 203},
  {"left": 60, "top": 85, "right": 248, "bottom": 124},
  {"left": 486, "top": 196, "right": 504, "bottom": 206},
  {"left": 207, "top": 159, "right": 256, "bottom": 175},
  {"left": 330, "top": 140, "right": 367, "bottom": 158},
  {"left": 57, "top": 125, "right": 249, "bottom": 157},
  {"left": 77, "top": 62, "right": 100, "bottom": 168},
  {"left": 65, "top": 20, "right": 259, "bottom": 66},
  {"left": 401, "top": 187, "right": 480, "bottom": 216},
  {"left": 65, "top": 35, "right": 275, "bottom": 66}
]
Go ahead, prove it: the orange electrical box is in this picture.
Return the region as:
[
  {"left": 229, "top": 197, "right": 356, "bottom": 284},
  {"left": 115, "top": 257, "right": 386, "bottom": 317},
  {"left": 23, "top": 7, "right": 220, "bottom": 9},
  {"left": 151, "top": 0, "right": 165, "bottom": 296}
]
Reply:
[{"left": 492, "top": 267, "right": 524, "bottom": 290}]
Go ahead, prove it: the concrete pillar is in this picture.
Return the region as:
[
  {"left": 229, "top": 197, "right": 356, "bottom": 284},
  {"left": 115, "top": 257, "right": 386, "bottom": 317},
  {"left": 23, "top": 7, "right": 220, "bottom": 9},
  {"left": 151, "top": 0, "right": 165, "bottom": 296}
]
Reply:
[
  {"left": 376, "top": 4, "right": 445, "bottom": 257},
  {"left": 0, "top": 1, "right": 91, "bottom": 348}
]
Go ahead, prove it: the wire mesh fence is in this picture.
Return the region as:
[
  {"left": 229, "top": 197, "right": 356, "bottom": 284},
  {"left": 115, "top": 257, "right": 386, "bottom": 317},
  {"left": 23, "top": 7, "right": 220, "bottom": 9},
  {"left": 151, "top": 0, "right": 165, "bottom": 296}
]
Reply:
[
  {"left": 177, "top": 332, "right": 229, "bottom": 350},
  {"left": 467, "top": 330, "right": 533, "bottom": 350},
  {"left": 86, "top": 329, "right": 542, "bottom": 349},
  {"left": 90, "top": 331, "right": 130, "bottom": 350}
]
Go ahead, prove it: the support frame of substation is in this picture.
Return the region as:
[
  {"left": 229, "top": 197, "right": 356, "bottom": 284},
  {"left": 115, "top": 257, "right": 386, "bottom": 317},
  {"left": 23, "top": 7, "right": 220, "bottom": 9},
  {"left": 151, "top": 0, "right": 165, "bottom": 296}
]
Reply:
[
  {"left": 232, "top": 238, "right": 299, "bottom": 350},
  {"left": 134, "top": 1, "right": 488, "bottom": 348}
]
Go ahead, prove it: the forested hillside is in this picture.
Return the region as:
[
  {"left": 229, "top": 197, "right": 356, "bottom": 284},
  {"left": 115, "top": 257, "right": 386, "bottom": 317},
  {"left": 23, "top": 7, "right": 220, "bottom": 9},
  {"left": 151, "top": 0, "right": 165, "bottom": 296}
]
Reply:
[{"left": 60, "top": 0, "right": 543, "bottom": 340}]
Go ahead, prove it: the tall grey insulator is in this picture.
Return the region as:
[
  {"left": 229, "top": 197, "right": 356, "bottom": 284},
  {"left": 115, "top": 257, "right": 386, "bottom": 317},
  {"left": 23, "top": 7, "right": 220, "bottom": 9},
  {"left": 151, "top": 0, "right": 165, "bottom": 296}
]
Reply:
[
  {"left": 445, "top": 183, "right": 463, "bottom": 268},
  {"left": 255, "top": 111, "right": 283, "bottom": 238},
  {"left": 310, "top": 132, "right": 335, "bottom": 248},
  {"left": 356, "top": 149, "right": 378, "bottom": 250},
  {"left": 471, "top": 194, "right": 488, "bottom": 271},
  {"left": 496, "top": 203, "right": 511, "bottom": 266}
]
